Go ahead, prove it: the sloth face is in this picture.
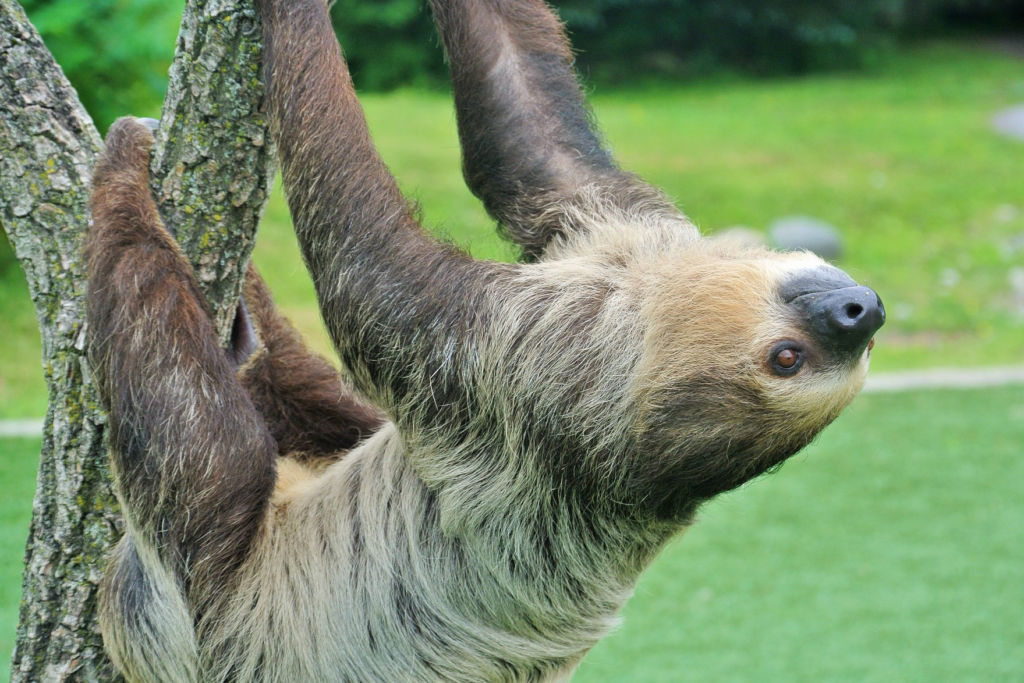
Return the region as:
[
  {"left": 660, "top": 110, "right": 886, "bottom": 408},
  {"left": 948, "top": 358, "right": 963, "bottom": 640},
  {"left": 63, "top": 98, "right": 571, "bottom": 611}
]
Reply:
[{"left": 632, "top": 241, "right": 884, "bottom": 517}]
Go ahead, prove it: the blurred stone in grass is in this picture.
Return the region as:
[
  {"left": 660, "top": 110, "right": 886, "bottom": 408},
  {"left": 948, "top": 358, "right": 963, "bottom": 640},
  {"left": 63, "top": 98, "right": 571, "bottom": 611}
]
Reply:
[
  {"left": 993, "top": 105, "right": 1024, "bottom": 141},
  {"left": 768, "top": 215, "right": 844, "bottom": 260},
  {"left": 1009, "top": 267, "right": 1024, "bottom": 317},
  {"left": 994, "top": 204, "right": 1020, "bottom": 223},
  {"left": 940, "top": 267, "right": 961, "bottom": 290},
  {"left": 1001, "top": 233, "right": 1024, "bottom": 260}
]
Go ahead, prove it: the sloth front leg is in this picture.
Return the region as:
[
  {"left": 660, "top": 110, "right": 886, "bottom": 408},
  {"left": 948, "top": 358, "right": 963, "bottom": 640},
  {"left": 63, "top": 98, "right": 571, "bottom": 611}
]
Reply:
[
  {"left": 257, "top": 0, "right": 502, "bottom": 419},
  {"left": 86, "top": 117, "right": 278, "bottom": 616},
  {"left": 429, "top": 0, "right": 681, "bottom": 260}
]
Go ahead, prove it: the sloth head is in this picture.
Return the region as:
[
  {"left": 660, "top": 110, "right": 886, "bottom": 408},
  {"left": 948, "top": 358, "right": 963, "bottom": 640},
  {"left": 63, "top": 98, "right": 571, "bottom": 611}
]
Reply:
[{"left": 625, "top": 239, "right": 885, "bottom": 519}]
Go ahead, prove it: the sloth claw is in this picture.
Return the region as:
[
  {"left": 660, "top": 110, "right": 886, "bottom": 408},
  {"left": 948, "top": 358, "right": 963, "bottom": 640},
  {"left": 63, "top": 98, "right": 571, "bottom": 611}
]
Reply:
[{"left": 137, "top": 117, "right": 160, "bottom": 133}]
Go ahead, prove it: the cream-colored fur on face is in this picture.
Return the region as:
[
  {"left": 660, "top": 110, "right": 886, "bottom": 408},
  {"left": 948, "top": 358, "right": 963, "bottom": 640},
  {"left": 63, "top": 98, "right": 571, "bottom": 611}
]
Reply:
[
  {"left": 535, "top": 191, "right": 869, "bottom": 436},
  {"left": 638, "top": 239, "right": 867, "bottom": 412}
]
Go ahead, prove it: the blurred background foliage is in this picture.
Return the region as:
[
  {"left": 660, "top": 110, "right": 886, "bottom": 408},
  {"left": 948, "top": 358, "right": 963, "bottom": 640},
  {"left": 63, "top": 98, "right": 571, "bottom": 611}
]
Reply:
[
  {"left": 18, "top": 0, "right": 180, "bottom": 127},
  {"left": 10, "top": 0, "right": 1024, "bottom": 134},
  {"left": 349, "top": 0, "right": 1024, "bottom": 84}
]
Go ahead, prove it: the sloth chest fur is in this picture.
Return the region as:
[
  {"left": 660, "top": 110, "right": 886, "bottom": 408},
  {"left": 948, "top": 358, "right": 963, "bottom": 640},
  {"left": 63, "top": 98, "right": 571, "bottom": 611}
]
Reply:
[{"left": 199, "top": 425, "right": 639, "bottom": 683}]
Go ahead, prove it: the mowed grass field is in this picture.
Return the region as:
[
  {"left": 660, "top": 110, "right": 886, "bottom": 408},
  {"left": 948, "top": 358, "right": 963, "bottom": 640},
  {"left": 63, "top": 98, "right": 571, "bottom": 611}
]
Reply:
[
  {"left": 2, "top": 43, "right": 1024, "bottom": 417},
  {"left": 2, "top": 387, "right": 1023, "bottom": 681}
]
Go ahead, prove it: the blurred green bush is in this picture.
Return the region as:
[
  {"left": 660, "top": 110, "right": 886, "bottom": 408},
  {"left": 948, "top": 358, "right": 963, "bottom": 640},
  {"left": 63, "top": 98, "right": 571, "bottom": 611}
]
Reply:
[
  {"left": 21, "top": 0, "right": 181, "bottom": 131},
  {"left": 333, "top": 0, "right": 1024, "bottom": 88},
  {"left": 17, "top": 0, "right": 1024, "bottom": 131},
  {"left": 335, "top": 0, "right": 893, "bottom": 88}
]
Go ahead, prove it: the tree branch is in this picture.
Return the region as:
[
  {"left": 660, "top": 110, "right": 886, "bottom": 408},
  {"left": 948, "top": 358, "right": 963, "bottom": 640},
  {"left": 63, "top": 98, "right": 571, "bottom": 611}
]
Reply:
[
  {"left": 0, "top": 0, "right": 273, "bottom": 679},
  {"left": 0, "top": 2, "right": 117, "bottom": 678},
  {"left": 151, "top": 0, "right": 274, "bottom": 341}
]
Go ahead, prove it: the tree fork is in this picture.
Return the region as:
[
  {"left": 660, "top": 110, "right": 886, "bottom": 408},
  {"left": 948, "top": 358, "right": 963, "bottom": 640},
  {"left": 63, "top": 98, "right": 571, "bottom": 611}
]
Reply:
[{"left": 0, "top": 0, "right": 274, "bottom": 679}]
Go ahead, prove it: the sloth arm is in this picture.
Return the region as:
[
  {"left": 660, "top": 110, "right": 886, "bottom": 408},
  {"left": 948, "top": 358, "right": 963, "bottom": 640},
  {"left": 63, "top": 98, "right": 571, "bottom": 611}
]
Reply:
[
  {"left": 258, "top": 0, "right": 511, "bottom": 422},
  {"left": 430, "top": 0, "right": 673, "bottom": 259},
  {"left": 87, "top": 119, "right": 277, "bottom": 615}
]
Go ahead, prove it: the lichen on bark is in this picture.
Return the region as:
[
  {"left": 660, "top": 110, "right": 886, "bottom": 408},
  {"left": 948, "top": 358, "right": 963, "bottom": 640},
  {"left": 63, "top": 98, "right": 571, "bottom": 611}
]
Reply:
[
  {"left": 0, "top": 0, "right": 273, "bottom": 680},
  {"left": 151, "top": 0, "right": 274, "bottom": 342}
]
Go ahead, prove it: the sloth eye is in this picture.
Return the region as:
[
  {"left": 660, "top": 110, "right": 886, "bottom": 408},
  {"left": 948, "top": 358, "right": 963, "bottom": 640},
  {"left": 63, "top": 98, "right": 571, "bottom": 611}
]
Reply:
[
  {"left": 776, "top": 349, "right": 799, "bottom": 368},
  {"left": 769, "top": 342, "right": 805, "bottom": 377}
]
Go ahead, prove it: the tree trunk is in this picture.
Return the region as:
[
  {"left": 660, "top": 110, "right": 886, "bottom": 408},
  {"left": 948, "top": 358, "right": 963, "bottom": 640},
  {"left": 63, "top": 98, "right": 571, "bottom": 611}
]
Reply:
[{"left": 0, "top": 0, "right": 273, "bottom": 679}]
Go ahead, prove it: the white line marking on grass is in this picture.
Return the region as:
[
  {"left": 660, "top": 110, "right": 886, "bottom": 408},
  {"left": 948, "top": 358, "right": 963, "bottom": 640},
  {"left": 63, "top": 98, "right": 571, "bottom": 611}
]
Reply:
[
  {"left": 0, "top": 367, "right": 1023, "bottom": 438},
  {"left": 864, "top": 366, "right": 1024, "bottom": 393},
  {"left": 0, "top": 418, "right": 45, "bottom": 438}
]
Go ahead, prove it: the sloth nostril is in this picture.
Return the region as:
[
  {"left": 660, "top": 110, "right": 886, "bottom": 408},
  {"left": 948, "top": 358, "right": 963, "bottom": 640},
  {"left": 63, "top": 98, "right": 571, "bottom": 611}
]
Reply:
[{"left": 844, "top": 302, "right": 864, "bottom": 320}]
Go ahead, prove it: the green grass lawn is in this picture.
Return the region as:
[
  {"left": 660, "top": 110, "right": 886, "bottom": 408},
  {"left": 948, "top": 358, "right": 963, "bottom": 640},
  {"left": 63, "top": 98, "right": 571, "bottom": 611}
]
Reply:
[
  {"left": 0, "top": 436, "right": 42, "bottom": 679},
  {"left": 2, "top": 42, "right": 1024, "bottom": 418},
  {"left": 2, "top": 386, "right": 1022, "bottom": 681},
  {"left": 574, "top": 386, "right": 1024, "bottom": 683}
]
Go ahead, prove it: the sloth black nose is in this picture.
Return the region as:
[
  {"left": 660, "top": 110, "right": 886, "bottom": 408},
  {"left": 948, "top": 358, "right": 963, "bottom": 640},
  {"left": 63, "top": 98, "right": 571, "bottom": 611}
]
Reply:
[{"left": 801, "top": 286, "right": 885, "bottom": 356}]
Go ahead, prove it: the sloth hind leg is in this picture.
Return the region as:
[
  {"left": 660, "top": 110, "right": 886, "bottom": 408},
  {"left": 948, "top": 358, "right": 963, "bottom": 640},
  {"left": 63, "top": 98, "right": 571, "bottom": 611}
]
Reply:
[{"left": 234, "top": 264, "right": 387, "bottom": 466}]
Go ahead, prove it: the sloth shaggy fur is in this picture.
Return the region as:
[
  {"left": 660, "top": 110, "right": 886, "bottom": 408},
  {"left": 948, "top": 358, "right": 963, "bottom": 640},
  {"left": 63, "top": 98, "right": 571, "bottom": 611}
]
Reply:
[{"left": 86, "top": 0, "right": 878, "bottom": 681}]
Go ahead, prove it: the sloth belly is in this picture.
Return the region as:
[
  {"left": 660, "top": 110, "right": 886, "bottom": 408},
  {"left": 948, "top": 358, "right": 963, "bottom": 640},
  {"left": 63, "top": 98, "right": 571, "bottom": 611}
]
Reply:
[
  {"left": 103, "top": 438, "right": 621, "bottom": 682},
  {"left": 199, "top": 441, "right": 614, "bottom": 683}
]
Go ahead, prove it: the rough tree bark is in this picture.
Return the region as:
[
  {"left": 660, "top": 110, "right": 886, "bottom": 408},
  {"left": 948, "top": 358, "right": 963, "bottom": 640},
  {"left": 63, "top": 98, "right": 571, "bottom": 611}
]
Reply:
[{"left": 0, "top": 0, "right": 274, "bottom": 679}]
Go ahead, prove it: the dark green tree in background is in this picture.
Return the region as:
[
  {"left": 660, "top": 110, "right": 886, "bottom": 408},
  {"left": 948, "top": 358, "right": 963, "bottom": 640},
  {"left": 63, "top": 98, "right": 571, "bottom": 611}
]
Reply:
[{"left": 332, "top": 0, "right": 1024, "bottom": 87}]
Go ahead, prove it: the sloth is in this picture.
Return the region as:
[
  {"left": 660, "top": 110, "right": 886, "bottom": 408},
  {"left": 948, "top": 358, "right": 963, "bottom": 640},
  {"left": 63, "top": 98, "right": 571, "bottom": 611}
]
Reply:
[{"left": 86, "top": 0, "right": 885, "bottom": 681}]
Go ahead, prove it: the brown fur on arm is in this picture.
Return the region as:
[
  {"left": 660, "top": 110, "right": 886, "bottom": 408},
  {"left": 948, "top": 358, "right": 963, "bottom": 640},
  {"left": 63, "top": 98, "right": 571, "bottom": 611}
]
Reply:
[
  {"left": 86, "top": 117, "right": 278, "bottom": 612},
  {"left": 429, "top": 0, "right": 675, "bottom": 259},
  {"left": 257, "top": 0, "right": 505, "bottom": 418},
  {"left": 238, "top": 265, "right": 386, "bottom": 461}
]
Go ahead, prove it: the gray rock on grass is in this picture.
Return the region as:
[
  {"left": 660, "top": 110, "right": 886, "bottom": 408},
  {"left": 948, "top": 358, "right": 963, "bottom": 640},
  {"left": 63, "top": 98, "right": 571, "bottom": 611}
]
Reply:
[
  {"left": 993, "top": 105, "right": 1024, "bottom": 141},
  {"left": 769, "top": 215, "right": 844, "bottom": 260}
]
